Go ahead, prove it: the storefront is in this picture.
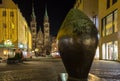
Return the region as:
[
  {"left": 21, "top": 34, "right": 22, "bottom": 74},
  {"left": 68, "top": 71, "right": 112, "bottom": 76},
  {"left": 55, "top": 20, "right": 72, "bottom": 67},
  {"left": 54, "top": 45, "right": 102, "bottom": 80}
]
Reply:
[{"left": 102, "top": 41, "right": 118, "bottom": 60}]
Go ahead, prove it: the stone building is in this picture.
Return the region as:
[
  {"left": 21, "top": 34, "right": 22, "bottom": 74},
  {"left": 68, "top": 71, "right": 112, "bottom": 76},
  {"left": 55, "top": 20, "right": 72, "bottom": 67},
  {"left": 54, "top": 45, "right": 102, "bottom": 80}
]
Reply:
[
  {"left": 30, "top": 5, "right": 37, "bottom": 51},
  {"left": 0, "top": 0, "right": 31, "bottom": 57},
  {"left": 43, "top": 6, "right": 51, "bottom": 56},
  {"left": 98, "top": 0, "right": 118, "bottom": 61},
  {"left": 74, "top": 0, "right": 120, "bottom": 61},
  {"left": 30, "top": 5, "right": 50, "bottom": 56}
]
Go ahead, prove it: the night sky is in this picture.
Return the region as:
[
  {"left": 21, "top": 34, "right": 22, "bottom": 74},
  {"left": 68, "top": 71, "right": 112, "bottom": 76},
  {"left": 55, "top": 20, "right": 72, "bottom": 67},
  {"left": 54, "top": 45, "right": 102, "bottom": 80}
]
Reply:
[{"left": 13, "top": 0, "right": 75, "bottom": 36}]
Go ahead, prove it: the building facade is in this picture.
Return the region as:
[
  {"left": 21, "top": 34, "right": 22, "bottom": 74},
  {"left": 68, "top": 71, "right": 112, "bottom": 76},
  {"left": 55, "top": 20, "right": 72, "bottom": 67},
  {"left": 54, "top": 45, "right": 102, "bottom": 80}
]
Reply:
[
  {"left": 98, "top": 0, "right": 119, "bottom": 61},
  {"left": 30, "top": 5, "right": 50, "bottom": 56},
  {"left": 0, "top": 0, "right": 31, "bottom": 57},
  {"left": 43, "top": 7, "right": 51, "bottom": 55},
  {"left": 43, "top": 7, "right": 50, "bottom": 46},
  {"left": 74, "top": 0, "right": 120, "bottom": 61}
]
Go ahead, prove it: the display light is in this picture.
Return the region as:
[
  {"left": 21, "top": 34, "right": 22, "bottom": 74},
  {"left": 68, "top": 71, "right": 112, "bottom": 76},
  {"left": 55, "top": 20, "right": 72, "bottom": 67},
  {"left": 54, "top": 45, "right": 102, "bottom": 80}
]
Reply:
[{"left": 4, "top": 40, "right": 12, "bottom": 47}]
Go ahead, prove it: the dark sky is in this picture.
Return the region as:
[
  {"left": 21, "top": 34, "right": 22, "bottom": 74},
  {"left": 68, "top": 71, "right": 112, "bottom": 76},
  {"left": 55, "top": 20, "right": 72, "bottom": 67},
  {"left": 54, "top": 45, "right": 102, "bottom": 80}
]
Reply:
[{"left": 13, "top": 0, "right": 75, "bottom": 36}]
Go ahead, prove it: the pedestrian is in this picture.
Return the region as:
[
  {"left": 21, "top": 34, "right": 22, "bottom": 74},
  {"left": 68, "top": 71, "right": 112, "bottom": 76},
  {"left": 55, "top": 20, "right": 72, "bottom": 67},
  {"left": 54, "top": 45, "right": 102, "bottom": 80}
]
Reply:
[{"left": 18, "top": 49, "right": 23, "bottom": 62}]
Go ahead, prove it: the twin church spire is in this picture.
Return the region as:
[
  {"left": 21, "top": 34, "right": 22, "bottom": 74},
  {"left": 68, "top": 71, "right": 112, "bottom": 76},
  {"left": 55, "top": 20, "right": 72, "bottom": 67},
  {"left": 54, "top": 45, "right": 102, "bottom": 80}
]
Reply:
[
  {"left": 31, "top": 3, "right": 48, "bottom": 21},
  {"left": 30, "top": 1, "right": 50, "bottom": 55}
]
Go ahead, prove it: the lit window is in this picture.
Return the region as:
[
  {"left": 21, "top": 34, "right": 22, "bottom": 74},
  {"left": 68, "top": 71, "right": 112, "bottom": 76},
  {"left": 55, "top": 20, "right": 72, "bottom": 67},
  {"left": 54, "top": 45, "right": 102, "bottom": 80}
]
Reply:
[
  {"left": 114, "top": 10, "right": 118, "bottom": 32},
  {"left": 101, "top": 10, "right": 118, "bottom": 37},
  {"left": 106, "top": 14, "right": 113, "bottom": 35}
]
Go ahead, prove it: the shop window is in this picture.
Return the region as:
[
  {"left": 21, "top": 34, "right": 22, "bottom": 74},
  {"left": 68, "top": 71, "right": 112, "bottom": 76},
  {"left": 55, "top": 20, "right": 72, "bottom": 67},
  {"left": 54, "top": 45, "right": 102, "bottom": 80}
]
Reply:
[{"left": 102, "top": 41, "right": 118, "bottom": 60}]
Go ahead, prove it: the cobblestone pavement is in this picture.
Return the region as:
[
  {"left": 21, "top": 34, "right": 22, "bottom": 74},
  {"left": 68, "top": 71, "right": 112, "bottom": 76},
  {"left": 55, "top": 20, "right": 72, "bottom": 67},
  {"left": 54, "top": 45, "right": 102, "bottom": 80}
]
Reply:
[
  {"left": 90, "top": 60, "right": 120, "bottom": 81},
  {"left": 0, "top": 58, "right": 120, "bottom": 81},
  {"left": 0, "top": 58, "right": 66, "bottom": 81}
]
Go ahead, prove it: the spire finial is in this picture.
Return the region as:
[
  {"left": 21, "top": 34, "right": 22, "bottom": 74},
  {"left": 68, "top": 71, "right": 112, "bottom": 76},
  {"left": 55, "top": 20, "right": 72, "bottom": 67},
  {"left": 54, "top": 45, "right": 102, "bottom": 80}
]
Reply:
[
  {"left": 44, "top": 4, "right": 48, "bottom": 17},
  {"left": 31, "top": 0, "right": 36, "bottom": 18}
]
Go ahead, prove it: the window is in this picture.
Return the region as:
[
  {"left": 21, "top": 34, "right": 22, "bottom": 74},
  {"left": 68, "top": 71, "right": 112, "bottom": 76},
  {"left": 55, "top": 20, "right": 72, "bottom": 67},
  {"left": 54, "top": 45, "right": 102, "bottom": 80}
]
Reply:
[
  {"left": 102, "top": 41, "right": 118, "bottom": 60},
  {"left": 45, "top": 30, "right": 49, "bottom": 33},
  {"left": 32, "top": 29, "right": 35, "bottom": 32},
  {"left": 101, "top": 10, "right": 118, "bottom": 37},
  {"left": 114, "top": 10, "right": 118, "bottom": 32},
  {"left": 10, "top": 11, "right": 14, "bottom": 17},
  {"left": 107, "top": 0, "right": 110, "bottom": 9},
  {"left": 101, "top": 18, "right": 106, "bottom": 37},
  {"left": 3, "top": 11, "right": 6, "bottom": 16},
  {"left": 112, "top": 0, "right": 117, "bottom": 5},
  {"left": 3, "top": 23, "right": 6, "bottom": 28},
  {"left": 32, "top": 24, "right": 35, "bottom": 27},
  {"left": 106, "top": 14, "right": 113, "bottom": 35}
]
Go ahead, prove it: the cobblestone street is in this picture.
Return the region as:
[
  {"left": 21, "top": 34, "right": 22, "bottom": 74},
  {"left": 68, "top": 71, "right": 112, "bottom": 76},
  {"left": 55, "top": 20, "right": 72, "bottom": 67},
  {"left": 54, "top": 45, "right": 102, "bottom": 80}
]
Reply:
[
  {"left": 0, "top": 58, "right": 66, "bottom": 81},
  {"left": 90, "top": 60, "right": 120, "bottom": 81},
  {"left": 0, "top": 58, "right": 120, "bottom": 81}
]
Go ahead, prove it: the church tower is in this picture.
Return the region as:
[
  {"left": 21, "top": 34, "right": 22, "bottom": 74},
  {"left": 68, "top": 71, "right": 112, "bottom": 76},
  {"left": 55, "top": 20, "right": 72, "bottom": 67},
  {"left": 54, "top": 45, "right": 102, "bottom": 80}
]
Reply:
[
  {"left": 30, "top": 3, "right": 37, "bottom": 51},
  {"left": 43, "top": 6, "right": 50, "bottom": 55}
]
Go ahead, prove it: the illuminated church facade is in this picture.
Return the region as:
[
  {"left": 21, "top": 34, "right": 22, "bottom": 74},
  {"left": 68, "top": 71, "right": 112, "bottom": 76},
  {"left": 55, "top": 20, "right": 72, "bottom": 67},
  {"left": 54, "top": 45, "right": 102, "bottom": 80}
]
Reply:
[{"left": 30, "top": 5, "right": 50, "bottom": 56}]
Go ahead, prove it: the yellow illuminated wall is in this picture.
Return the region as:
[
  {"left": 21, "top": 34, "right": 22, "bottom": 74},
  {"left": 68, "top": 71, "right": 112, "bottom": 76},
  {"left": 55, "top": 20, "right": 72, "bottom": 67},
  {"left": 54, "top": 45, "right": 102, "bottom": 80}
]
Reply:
[
  {"left": 98, "top": 0, "right": 120, "bottom": 61},
  {"left": 0, "top": 0, "right": 32, "bottom": 57},
  {"left": 74, "top": 0, "right": 98, "bottom": 19},
  {"left": 0, "top": 8, "right": 18, "bottom": 43},
  {"left": 28, "top": 30, "right": 32, "bottom": 50}
]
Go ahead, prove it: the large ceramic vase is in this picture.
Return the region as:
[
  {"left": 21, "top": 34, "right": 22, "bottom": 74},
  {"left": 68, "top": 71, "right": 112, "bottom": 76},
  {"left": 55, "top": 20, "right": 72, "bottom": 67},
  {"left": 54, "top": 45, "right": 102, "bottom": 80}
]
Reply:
[{"left": 57, "top": 8, "right": 98, "bottom": 81}]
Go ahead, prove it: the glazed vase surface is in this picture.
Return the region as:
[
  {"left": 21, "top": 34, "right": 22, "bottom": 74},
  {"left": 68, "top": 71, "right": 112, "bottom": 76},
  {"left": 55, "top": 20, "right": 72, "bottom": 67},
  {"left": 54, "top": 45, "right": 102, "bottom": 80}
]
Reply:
[{"left": 57, "top": 8, "right": 98, "bottom": 80}]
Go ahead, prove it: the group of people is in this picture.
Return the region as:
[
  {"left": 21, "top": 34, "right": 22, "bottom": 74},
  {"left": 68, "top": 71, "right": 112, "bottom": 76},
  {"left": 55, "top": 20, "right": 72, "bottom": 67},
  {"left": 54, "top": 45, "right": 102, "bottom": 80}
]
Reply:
[
  {"left": 14, "top": 49, "right": 24, "bottom": 62},
  {"left": 7, "top": 48, "right": 24, "bottom": 63}
]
